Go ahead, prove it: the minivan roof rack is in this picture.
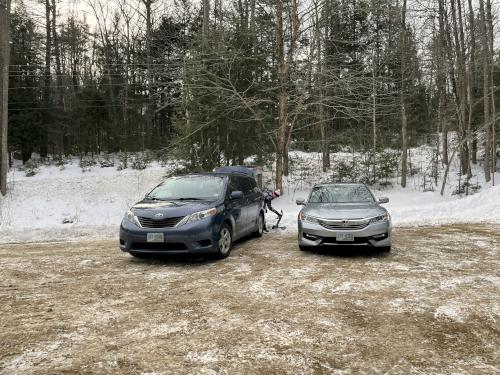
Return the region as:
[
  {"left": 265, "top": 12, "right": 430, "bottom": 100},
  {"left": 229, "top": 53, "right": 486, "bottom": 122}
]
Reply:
[{"left": 214, "top": 166, "right": 256, "bottom": 177}]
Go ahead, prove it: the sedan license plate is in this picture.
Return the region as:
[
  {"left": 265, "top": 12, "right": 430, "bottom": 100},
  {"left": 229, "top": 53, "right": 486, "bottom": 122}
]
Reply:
[
  {"left": 147, "top": 233, "right": 164, "bottom": 243},
  {"left": 336, "top": 232, "right": 354, "bottom": 242}
]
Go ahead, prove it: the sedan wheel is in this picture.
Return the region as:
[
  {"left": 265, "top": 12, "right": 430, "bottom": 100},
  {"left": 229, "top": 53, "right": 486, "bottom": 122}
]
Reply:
[{"left": 216, "top": 224, "right": 233, "bottom": 259}]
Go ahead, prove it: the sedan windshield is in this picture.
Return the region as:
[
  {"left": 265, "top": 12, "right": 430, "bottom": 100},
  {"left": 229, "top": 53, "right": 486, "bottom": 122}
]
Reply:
[
  {"left": 147, "top": 175, "right": 225, "bottom": 201},
  {"left": 309, "top": 185, "right": 375, "bottom": 203}
]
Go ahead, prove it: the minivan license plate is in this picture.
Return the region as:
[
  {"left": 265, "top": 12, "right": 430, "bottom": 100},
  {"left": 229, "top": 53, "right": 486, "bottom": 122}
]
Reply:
[
  {"left": 336, "top": 232, "right": 354, "bottom": 242},
  {"left": 147, "top": 233, "right": 164, "bottom": 243}
]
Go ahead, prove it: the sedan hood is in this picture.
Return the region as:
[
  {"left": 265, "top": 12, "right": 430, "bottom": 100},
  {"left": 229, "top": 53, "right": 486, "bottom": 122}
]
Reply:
[
  {"left": 132, "top": 199, "right": 217, "bottom": 218},
  {"left": 303, "top": 203, "right": 386, "bottom": 220}
]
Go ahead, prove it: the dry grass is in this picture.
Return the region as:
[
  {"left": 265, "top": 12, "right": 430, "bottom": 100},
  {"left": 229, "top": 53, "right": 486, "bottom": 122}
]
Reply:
[{"left": 0, "top": 225, "right": 499, "bottom": 374}]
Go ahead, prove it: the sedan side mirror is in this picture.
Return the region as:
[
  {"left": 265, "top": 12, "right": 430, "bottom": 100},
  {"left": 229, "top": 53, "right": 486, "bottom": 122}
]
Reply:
[
  {"left": 230, "top": 190, "right": 244, "bottom": 200},
  {"left": 296, "top": 198, "right": 306, "bottom": 205},
  {"left": 378, "top": 197, "right": 389, "bottom": 204}
]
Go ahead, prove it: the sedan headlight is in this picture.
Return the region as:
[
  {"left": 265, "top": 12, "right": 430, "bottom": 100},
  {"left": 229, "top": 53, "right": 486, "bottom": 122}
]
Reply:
[
  {"left": 298, "top": 211, "right": 319, "bottom": 224},
  {"left": 370, "top": 212, "right": 390, "bottom": 224},
  {"left": 176, "top": 208, "right": 217, "bottom": 227},
  {"left": 124, "top": 209, "right": 141, "bottom": 227}
]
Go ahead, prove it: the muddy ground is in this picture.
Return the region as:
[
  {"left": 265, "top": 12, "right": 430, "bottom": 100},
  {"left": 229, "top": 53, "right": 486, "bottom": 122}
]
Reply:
[{"left": 0, "top": 224, "right": 499, "bottom": 374}]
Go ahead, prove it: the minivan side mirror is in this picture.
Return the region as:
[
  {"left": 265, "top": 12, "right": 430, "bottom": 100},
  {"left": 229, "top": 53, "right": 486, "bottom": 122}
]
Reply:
[
  {"left": 296, "top": 198, "right": 306, "bottom": 205},
  {"left": 378, "top": 197, "right": 389, "bottom": 204},
  {"left": 230, "top": 190, "right": 244, "bottom": 200}
]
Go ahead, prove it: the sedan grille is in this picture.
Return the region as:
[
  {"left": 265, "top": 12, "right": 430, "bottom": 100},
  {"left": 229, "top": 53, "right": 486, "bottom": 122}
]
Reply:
[
  {"left": 319, "top": 219, "right": 369, "bottom": 231},
  {"left": 138, "top": 216, "right": 184, "bottom": 228}
]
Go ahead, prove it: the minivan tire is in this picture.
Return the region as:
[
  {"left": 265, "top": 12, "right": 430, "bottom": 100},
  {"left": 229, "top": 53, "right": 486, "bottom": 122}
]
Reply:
[
  {"left": 252, "top": 212, "right": 265, "bottom": 238},
  {"left": 214, "top": 223, "right": 233, "bottom": 259},
  {"left": 130, "top": 252, "right": 151, "bottom": 259}
]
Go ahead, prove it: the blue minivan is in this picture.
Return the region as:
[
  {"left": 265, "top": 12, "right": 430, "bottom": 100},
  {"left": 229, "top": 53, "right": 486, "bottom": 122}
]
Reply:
[{"left": 119, "top": 168, "right": 265, "bottom": 259}]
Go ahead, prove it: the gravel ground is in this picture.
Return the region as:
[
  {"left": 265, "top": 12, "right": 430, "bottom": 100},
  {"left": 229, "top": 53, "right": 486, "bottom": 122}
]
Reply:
[{"left": 1, "top": 224, "right": 499, "bottom": 374}]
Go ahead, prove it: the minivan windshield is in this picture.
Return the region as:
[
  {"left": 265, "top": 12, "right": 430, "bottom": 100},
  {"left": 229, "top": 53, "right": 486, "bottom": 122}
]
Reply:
[
  {"left": 309, "top": 184, "right": 375, "bottom": 204},
  {"left": 147, "top": 175, "right": 225, "bottom": 201}
]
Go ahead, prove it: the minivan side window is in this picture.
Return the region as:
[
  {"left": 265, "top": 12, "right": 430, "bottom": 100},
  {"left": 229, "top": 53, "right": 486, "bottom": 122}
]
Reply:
[
  {"left": 228, "top": 176, "right": 239, "bottom": 194},
  {"left": 237, "top": 177, "right": 253, "bottom": 195},
  {"left": 247, "top": 177, "right": 258, "bottom": 193}
]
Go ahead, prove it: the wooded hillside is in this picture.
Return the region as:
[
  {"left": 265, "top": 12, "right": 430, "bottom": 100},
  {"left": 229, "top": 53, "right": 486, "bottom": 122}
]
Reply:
[{"left": 0, "top": 0, "right": 498, "bottom": 194}]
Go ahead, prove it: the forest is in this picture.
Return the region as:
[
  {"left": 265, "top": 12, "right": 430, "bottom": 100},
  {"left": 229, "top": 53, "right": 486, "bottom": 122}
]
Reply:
[{"left": 0, "top": 0, "right": 498, "bottom": 194}]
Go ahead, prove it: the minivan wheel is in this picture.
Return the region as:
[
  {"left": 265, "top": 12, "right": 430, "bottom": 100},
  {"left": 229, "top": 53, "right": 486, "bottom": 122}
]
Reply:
[
  {"left": 252, "top": 213, "right": 265, "bottom": 238},
  {"left": 130, "top": 252, "right": 151, "bottom": 259},
  {"left": 215, "top": 223, "right": 233, "bottom": 259}
]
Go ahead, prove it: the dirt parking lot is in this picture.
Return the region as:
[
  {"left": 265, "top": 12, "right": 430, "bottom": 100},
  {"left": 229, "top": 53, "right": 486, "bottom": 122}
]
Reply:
[{"left": 0, "top": 224, "right": 499, "bottom": 374}]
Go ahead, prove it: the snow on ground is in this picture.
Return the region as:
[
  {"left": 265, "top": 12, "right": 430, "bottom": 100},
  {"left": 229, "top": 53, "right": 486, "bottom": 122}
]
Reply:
[
  {"left": 0, "top": 150, "right": 499, "bottom": 243},
  {"left": 267, "top": 149, "right": 500, "bottom": 231}
]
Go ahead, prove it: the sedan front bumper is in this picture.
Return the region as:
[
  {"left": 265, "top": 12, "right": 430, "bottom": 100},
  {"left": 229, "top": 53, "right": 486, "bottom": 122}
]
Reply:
[{"left": 298, "top": 219, "right": 392, "bottom": 248}]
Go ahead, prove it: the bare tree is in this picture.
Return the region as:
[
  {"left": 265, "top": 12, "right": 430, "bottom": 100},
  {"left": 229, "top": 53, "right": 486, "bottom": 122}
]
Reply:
[
  {"left": 400, "top": 0, "right": 408, "bottom": 188},
  {"left": 486, "top": 0, "right": 496, "bottom": 184},
  {"left": 275, "top": 0, "right": 299, "bottom": 192},
  {"left": 0, "top": 0, "right": 10, "bottom": 196},
  {"left": 479, "top": 0, "right": 491, "bottom": 182}
]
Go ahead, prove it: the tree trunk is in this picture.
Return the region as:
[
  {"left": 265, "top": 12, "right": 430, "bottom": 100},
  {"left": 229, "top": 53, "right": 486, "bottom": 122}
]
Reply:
[
  {"left": 203, "top": 0, "right": 210, "bottom": 41},
  {"left": 275, "top": 0, "right": 286, "bottom": 192},
  {"left": 400, "top": 0, "right": 408, "bottom": 188},
  {"left": 274, "top": 0, "right": 298, "bottom": 192},
  {"left": 450, "top": 0, "right": 469, "bottom": 176},
  {"left": 438, "top": 0, "right": 448, "bottom": 166},
  {"left": 0, "top": 0, "right": 10, "bottom": 195},
  {"left": 142, "top": 0, "right": 154, "bottom": 151},
  {"left": 479, "top": 0, "right": 491, "bottom": 183},
  {"left": 467, "top": 0, "right": 477, "bottom": 165},
  {"left": 51, "top": 0, "right": 67, "bottom": 154},
  {"left": 486, "top": 0, "right": 496, "bottom": 183},
  {"left": 41, "top": 0, "right": 52, "bottom": 158}
]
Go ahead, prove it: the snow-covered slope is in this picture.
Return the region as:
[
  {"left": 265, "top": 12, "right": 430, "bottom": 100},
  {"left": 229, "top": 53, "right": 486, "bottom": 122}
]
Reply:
[
  {"left": 268, "top": 182, "right": 500, "bottom": 231},
  {"left": 1, "top": 153, "right": 499, "bottom": 243}
]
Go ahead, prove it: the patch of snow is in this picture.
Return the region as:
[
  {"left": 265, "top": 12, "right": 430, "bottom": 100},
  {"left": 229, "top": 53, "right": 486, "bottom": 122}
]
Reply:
[
  {"left": 434, "top": 303, "right": 467, "bottom": 322},
  {"left": 1, "top": 150, "right": 500, "bottom": 242}
]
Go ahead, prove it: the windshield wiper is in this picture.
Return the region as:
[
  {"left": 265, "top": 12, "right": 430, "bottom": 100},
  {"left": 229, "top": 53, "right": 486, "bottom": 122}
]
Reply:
[
  {"left": 176, "top": 197, "right": 204, "bottom": 201},
  {"left": 146, "top": 196, "right": 167, "bottom": 201}
]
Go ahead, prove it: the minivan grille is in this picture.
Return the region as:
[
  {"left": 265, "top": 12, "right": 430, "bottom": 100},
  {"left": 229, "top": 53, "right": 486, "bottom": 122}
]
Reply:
[
  {"left": 138, "top": 216, "right": 184, "bottom": 228},
  {"left": 319, "top": 219, "right": 369, "bottom": 231}
]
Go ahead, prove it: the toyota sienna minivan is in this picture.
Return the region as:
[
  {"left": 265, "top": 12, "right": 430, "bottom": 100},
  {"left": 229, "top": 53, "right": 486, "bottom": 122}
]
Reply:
[{"left": 120, "top": 168, "right": 264, "bottom": 259}]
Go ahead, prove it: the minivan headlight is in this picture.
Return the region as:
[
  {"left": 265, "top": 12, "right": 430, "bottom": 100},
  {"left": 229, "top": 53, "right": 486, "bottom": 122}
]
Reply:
[
  {"left": 370, "top": 213, "right": 390, "bottom": 224},
  {"left": 176, "top": 208, "right": 217, "bottom": 227},
  {"left": 124, "top": 209, "right": 141, "bottom": 227},
  {"left": 299, "top": 211, "right": 319, "bottom": 224}
]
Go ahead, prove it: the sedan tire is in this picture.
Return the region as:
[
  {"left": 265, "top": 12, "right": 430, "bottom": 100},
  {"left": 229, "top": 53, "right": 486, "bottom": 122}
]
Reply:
[
  {"left": 380, "top": 246, "right": 391, "bottom": 253},
  {"left": 299, "top": 245, "right": 312, "bottom": 252}
]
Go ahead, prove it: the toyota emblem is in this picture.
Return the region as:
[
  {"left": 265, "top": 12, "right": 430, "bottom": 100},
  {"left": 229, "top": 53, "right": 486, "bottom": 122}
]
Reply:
[{"left": 154, "top": 213, "right": 164, "bottom": 219}]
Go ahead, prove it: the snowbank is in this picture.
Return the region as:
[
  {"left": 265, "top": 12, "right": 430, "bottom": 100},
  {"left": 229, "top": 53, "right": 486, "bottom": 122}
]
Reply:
[{"left": 1, "top": 153, "right": 499, "bottom": 243}]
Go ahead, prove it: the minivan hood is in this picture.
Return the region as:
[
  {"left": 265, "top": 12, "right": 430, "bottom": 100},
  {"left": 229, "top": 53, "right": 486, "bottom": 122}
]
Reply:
[
  {"left": 303, "top": 203, "right": 386, "bottom": 220},
  {"left": 132, "top": 199, "right": 217, "bottom": 218}
]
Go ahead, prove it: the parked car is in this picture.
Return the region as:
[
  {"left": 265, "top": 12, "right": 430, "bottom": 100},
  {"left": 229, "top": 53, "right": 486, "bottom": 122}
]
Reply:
[
  {"left": 120, "top": 168, "right": 264, "bottom": 259},
  {"left": 296, "top": 183, "right": 392, "bottom": 252}
]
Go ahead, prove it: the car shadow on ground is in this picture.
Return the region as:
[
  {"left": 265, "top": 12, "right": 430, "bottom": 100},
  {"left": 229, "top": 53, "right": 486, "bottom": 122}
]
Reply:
[
  {"left": 127, "top": 234, "right": 258, "bottom": 265},
  {"left": 302, "top": 245, "right": 391, "bottom": 258}
]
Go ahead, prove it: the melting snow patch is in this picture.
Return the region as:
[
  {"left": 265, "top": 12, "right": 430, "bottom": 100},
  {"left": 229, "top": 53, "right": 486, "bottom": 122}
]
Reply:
[
  {"left": 79, "top": 259, "right": 92, "bottom": 267},
  {"left": 186, "top": 350, "right": 221, "bottom": 364},
  {"left": 434, "top": 303, "right": 467, "bottom": 322}
]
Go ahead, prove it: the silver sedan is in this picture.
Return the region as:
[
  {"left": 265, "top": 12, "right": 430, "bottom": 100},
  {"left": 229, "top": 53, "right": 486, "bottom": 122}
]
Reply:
[{"left": 296, "top": 183, "right": 392, "bottom": 252}]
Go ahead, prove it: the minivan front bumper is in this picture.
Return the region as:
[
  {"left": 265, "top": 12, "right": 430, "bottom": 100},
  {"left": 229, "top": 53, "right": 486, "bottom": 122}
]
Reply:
[
  {"left": 298, "top": 219, "right": 392, "bottom": 248},
  {"left": 119, "top": 216, "right": 221, "bottom": 255}
]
